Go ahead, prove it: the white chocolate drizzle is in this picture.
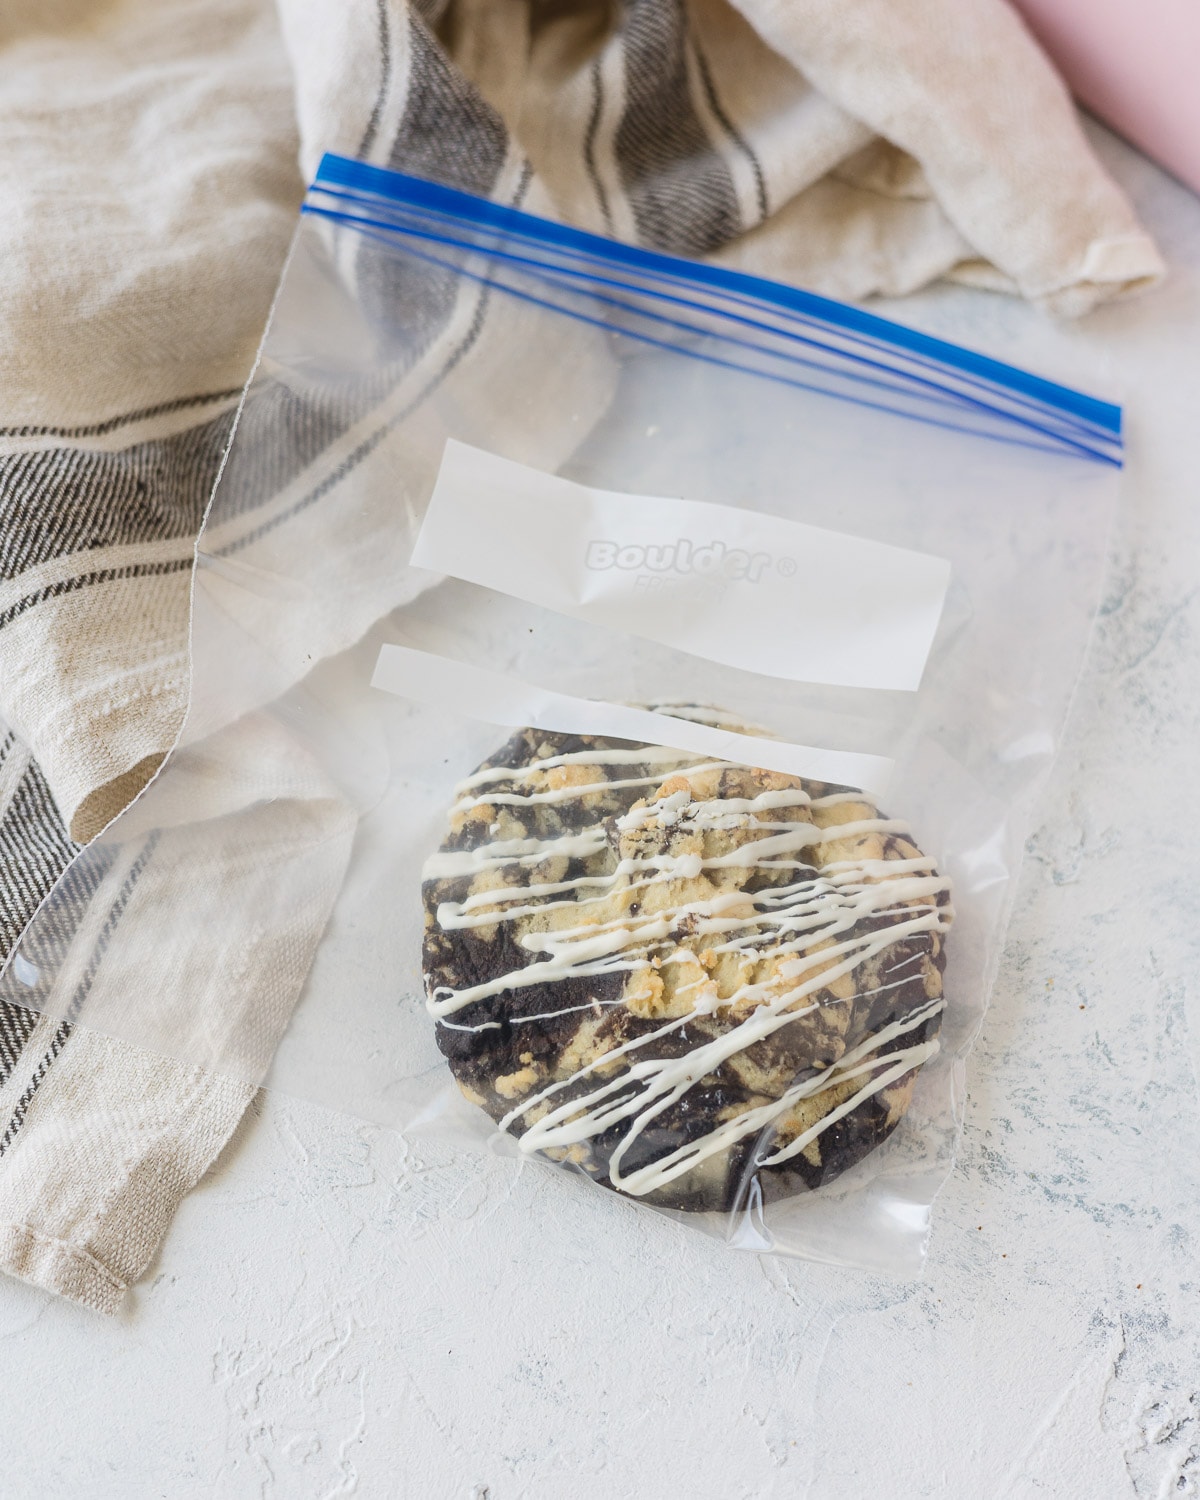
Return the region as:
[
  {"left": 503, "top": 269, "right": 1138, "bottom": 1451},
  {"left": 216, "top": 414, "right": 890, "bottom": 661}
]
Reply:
[{"left": 424, "top": 741, "right": 952, "bottom": 1199}]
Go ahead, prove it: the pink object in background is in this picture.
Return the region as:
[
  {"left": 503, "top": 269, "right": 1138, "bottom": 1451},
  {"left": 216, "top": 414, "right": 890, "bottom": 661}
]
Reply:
[{"left": 1011, "top": 0, "right": 1200, "bottom": 195}]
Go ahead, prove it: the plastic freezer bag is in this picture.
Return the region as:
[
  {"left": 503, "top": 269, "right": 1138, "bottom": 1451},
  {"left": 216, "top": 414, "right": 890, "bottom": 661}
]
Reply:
[{"left": 0, "top": 156, "right": 1123, "bottom": 1271}]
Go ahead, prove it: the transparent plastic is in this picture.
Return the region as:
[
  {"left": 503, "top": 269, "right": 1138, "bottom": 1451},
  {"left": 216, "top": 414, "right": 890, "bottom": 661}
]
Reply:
[{"left": 0, "top": 157, "right": 1122, "bottom": 1272}]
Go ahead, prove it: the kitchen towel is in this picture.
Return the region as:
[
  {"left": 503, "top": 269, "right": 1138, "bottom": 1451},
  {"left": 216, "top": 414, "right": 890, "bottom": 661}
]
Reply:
[{"left": 0, "top": 0, "right": 1162, "bottom": 1312}]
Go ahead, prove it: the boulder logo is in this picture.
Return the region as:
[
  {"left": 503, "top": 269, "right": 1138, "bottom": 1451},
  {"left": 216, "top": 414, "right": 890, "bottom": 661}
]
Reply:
[{"left": 584, "top": 538, "right": 796, "bottom": 583}]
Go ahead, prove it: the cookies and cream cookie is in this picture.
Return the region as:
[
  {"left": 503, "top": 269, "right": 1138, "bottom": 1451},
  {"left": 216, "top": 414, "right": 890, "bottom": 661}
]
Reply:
[{"left": 421, "top": 724, "right": 952, "bottom": 1214}]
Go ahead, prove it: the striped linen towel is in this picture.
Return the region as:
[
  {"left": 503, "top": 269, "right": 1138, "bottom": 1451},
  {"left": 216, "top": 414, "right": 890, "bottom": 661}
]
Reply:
[{"left": 0, "top": 0, "right": 1161, "bottom": 1313}]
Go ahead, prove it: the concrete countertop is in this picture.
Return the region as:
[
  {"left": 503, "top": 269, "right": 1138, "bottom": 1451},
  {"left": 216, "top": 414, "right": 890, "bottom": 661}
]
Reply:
[{"left": 1, "top": 129, "right": 1197, "bottom": 1500}]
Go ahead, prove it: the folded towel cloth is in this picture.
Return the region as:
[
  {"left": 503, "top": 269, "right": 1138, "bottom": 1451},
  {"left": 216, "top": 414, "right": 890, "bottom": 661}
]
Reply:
[{"left": 0, "top": 0, "right": 1162, "bottom": 1312}]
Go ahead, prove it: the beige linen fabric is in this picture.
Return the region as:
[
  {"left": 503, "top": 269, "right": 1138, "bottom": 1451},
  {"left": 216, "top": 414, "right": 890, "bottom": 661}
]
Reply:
[
  {"left": 0, "top": 0, "right": 302, "bottom": 1313},
  {"left": 0, "top": 1017, "right": 256, "bottom": 1316},
  {"left": 0, "top": 0, "right": 1162, "bottom": 1312},
  {"left": 0, "top": 0, "right": 300, "bottom": 844},
  {"left": 724, "top": 0, "right": 1164, "bottom": 312}
]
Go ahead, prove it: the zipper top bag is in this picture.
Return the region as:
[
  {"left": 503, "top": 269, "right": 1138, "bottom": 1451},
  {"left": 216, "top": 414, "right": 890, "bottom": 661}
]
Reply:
[{"left": 0, "top": 156, "right": 1122, "bottom": 1270}]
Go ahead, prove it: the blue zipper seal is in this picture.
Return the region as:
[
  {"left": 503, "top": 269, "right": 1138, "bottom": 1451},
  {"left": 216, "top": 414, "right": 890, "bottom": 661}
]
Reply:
[{"left": 304, "top": 152, "right": 1123, "bottom": 467}]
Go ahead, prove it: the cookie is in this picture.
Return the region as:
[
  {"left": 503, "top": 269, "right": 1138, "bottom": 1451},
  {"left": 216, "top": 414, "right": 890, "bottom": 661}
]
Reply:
[{"left": 421, "top": 724, "right": 952, "bottom": 1214}]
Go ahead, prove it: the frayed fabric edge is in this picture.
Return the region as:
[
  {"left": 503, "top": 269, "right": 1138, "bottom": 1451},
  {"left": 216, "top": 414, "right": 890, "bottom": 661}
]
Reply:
[{"left": 0, "top": 1220, "right": 126, "bottom": 1316}]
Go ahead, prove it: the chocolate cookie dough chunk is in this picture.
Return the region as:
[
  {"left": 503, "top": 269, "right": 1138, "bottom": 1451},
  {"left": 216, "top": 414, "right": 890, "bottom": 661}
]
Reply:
[{"left": 421, "top": 725, "right": 952, "bottom": 1214}]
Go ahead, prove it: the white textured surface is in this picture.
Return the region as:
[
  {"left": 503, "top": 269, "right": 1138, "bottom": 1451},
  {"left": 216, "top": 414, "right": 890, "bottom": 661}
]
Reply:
[{"left": 3, "top": 132, "right": 1199, "bottom": 1500}]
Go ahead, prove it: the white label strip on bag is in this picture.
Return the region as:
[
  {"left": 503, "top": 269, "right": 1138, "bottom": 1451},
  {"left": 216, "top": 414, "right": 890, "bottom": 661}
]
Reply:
[
  {"left": 411, "top": 441, "right": 950, "bottom": 693},
  {"left": 371, "top": 645, "right": 894, "bottom": 796}
]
